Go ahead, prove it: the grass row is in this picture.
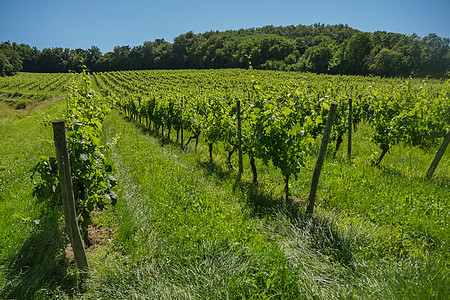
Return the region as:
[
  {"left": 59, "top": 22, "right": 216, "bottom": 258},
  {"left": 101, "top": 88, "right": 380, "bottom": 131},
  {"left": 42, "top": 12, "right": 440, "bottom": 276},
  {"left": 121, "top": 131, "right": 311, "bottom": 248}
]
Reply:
[{"left": 0, "top": 100, "right": 73, "bottom": 299}]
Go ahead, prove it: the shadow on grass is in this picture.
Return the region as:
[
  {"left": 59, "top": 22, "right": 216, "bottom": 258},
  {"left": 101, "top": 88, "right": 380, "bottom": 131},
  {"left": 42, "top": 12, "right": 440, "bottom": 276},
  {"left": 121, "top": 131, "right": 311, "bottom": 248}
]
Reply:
[
  {"left": 0, "top": 210, "right": 79, "bottom": 300},
  {"left": 121, "top": 112, "right": 353, "bottom": 267},
  {"left": 123, "top": 115, "right": 185, "bottom": 149},
  {"left": 294, "top": 214, "right": 354, "bottom": 267},
  {"left": 198, "top": 160, "right": 234, "bottom": 181},
  {"left": 122, "top": 113, "right": 235, "bottom": 180},
  {"left": 234, "top": 180, "right": 354, "bottom": 267}
]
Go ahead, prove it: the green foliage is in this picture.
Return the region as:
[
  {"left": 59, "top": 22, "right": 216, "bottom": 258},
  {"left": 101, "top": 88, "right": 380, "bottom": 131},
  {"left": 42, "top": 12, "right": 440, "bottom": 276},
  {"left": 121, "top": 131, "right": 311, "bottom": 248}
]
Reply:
[
  {"left": 0, "top": 53, "right": 14, "bottom": 77},
  {"left": 31, "top": 156, "right": 60, "bottom": 206},
  {"left": 369, "top": 48, "right": 408, "bottom": 77},
  {"left": 248, "top": 80, "right": 313, "bottom": 182},
  {"left": 365, "top": 79, "right": 450, "bottom": 164},
  {"left": 301, "top": 36, "right": 336, "bottom": 73},
  {"left": 332, "top": 32, "right": 372, "bottom": 75},
  {"left": 0, "top": 42, "right": 22, "bottom": 76},
  {"left": 32, "top": 71, "right": 116, "bottom": 230},
  {"left": 99, "top": 68, "right": 449, "bottom": 191},
  {"left": 302, "top": 44, "right": 334, "bottom": 73},
  {"left": 3, "top": 24, "right": 449, "bottom": 77}
]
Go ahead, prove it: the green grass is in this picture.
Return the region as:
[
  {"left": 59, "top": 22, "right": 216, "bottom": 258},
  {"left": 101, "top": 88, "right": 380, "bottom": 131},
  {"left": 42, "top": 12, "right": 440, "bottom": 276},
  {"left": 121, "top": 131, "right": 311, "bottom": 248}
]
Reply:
[
  {"left": 0, "top": 93, "right": 64, "bottom": 123},
  {"left": 0, "top": 101, "right": 448, "bottom": 299},
  {"left": 290, "top": 122, "right": 450, "bottom": 256},
  {"left": 0, "top": 99, "right": 77, "bottom": 299},
  {"left": 79, "top": 110, "right": 448, "bottom": 299}
]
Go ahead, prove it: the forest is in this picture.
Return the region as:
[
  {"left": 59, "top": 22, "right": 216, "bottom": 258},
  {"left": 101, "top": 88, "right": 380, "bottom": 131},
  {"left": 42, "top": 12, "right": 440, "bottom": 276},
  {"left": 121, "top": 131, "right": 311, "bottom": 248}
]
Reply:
[{"left": 1, "top": 23, "right": 449, "bottom": 78}]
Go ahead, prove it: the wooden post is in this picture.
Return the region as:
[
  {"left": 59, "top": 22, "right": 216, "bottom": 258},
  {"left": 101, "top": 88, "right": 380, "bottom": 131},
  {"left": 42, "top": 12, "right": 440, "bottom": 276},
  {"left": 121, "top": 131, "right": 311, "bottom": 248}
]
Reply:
[
  {"left": 181, "top": 97, "right": 184, "bottom": 147},
  {"left": 347, "top": 98, "right": 352, "bottom": 160},
  {"left": 426, "top": 128, "right": 450, "bottom": 179},
  {"left": 237, "top": 99, "right": 243, "bottom": 175},
  {"left": 52, "top": 120, "right": 89, "bottom": 273},
  {"left": 180, "top": 97, "right": 186, "bottom": 149},
  {"left": 306, "top": 103, "right": 338, "bottom": 215}
]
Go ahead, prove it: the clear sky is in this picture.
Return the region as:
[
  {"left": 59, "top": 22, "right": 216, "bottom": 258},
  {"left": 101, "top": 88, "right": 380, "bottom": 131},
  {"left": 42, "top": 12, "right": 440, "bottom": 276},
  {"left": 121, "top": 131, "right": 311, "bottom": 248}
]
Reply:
[{"left": 0, "top": 0, "right": 449, "bottom": 53}]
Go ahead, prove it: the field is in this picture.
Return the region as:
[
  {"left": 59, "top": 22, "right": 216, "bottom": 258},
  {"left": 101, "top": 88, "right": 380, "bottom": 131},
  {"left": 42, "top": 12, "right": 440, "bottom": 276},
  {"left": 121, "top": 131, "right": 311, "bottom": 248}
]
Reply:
[{"left": 0, "top": 70, "right": 449, "bottom": 299}]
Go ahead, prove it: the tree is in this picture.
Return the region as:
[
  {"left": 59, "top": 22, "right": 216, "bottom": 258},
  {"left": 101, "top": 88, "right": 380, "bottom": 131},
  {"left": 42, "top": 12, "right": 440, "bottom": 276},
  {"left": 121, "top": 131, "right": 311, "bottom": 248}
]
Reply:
[
  {"left": 111, "top": 45, "right": 131, "bottom": 70},
  {"left": 140, "top": 42, "right": 156, "bottom": 69},
  {"left": 68, "top": 49, "right": 88, "bottom": 73},
  {"left": 86, "top": 46, "right": 102, "bottom": 72},
  {"left": 332, "top": 32, "right": 372, "bottom": 75},
  {"left": 0, "top": 42, "right": 22, "bottom": 76},
  {"left": 419, "top": 34, "right": 450, "bottom": 78},
  {"left": 369, "top": 48, "right": 408, "bottom": 77},
  {"left": 0, "top": 53, "right": 13, "bottom": 76},
  {"left": 37, "top": 48, "right": 68, "bottom": 73},
  {"left": 13, "top": 43, "right": 40, "bottom": 72},
  {"left": 172, "top": 31, "right": 206, "bottom": 69},
  {"left": 302, "top": 36, "right": 335, "bottom": 73}
]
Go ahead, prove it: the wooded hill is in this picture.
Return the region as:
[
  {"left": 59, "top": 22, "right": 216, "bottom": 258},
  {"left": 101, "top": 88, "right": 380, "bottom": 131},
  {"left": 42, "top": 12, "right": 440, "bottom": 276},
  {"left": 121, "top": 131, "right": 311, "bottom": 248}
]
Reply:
[{"left": 1, "top": 23, "right": 449, "bottom": 78}]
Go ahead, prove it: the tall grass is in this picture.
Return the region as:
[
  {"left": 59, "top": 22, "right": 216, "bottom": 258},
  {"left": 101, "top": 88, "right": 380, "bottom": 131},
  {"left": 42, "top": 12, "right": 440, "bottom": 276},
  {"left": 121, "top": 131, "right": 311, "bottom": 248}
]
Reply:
[
  {"left": 79, "top": 111, "right": 448, "bottom": 299},
  {"left": 0, "top": 100, "right": 80, "bottom": 299}
]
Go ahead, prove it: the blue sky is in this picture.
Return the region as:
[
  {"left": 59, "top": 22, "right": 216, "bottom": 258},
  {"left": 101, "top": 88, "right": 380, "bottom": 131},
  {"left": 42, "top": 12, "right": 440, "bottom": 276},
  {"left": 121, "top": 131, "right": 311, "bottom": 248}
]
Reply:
[{"left": 0, "top": 0, "right": 449, "bottom": 53}]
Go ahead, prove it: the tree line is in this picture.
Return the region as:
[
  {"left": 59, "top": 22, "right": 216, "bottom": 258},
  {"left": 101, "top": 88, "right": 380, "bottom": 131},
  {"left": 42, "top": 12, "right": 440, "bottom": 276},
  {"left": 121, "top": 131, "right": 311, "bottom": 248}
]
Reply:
[{"left": 1, "top": 24, "right": 449, "bottom": 78}]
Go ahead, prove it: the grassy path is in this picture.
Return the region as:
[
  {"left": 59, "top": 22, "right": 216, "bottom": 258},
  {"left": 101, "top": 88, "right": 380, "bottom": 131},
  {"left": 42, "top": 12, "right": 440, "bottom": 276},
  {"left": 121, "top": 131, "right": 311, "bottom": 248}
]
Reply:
[{"left": 0, "top": 100, "right": 68, "bottom": 299}]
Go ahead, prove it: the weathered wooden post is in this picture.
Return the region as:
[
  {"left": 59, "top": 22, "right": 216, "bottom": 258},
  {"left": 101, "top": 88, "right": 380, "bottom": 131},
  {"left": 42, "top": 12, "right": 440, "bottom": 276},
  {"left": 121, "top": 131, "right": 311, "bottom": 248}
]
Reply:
[
  {"left": 52, "top": 120, "right": 89, "bottom": 273},
  {"left": 306, "top": 103, "right": 338, "bottom": 215},
  {"left": 181, "top": 98, "right": 184, "bottom": 148},
  {"left": 426, "top": 128, "right": 450, "bottom": 179},
  {"left": 347, "top": 98, "right": 352, "bottom": 160},
  {"left": 237, "top": 99, "right": 243, "bottom": 176}
]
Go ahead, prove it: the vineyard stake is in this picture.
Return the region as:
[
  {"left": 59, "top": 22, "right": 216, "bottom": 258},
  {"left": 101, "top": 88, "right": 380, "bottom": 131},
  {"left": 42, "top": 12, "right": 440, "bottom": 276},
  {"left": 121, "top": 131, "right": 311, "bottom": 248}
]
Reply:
[
  {"left": 347, "top": 98, "right": 352, "bottom": 160},
  {"left": 426, "top": 128, "right": 450, "bottom": 179},
  {"left": 306, "top": 103, "right": 338, "bottom": 215},
  {"left": 237, "top": 99, "right": 243, "bottom": 175},
  {"left": 52, "top": 120, "right": 89, "bottom": 274}
]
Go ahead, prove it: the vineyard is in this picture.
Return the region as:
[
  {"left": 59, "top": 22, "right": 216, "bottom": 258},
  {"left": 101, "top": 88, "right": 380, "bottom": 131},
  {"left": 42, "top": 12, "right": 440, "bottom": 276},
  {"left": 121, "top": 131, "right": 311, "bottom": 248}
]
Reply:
[
  {"left": 0, "top": 70, "right": 449, "bottom": 299},
  {"left": 93, "top": 69, "right": 449, "bottom": 171}
]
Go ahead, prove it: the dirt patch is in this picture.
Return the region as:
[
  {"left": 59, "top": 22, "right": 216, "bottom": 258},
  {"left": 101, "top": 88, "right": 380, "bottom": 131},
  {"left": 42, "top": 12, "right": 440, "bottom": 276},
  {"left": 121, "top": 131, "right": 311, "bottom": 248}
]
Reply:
[
  {"left": 85, "top": 223, "right": 115, "bottom": 252},
  {"left": 64, "top": 212, "right": 116, "bottom": 262}
]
